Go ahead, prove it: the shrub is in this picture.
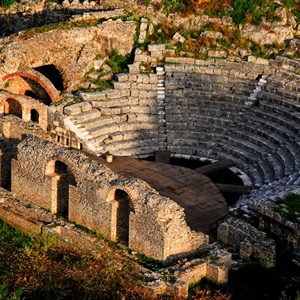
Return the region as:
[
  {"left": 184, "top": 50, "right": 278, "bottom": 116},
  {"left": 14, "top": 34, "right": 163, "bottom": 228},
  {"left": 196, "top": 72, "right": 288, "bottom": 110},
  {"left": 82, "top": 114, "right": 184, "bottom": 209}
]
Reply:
[
  {"left": 107, "top": 49, "right": 132, "bottom": 74},
  {"left": 161, "top": 0, "right": 192, "bottom": 14},
  {"left": 200, "top": 0, "right": 232, "bottom": 17},
  {"left": 274, "top": 194, "right": 300, "bottom": 223},
  {"left": 0, "top": 0, "right": 17, "bottom": 9},
  {"left": 230, "top": 0, "right": 262, "bottom": 25}
]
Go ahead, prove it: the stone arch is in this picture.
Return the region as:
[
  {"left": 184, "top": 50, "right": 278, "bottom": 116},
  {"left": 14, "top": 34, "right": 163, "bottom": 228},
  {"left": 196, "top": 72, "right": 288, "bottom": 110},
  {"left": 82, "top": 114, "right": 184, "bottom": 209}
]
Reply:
[
  {"left": 4, "top": 98, "right": 22, "bottom": 118},
  {"left": 45, "top": 159, "right": 77, "bottom": 219},
  {"left": 2, "top": 67, "right": 61, "bottom": 104},
  {"left": 107, "top": 187, "right": 135, "bottom": 246},
  {"left": 30, "top": 109, "right": 39, "bottom": 123}
]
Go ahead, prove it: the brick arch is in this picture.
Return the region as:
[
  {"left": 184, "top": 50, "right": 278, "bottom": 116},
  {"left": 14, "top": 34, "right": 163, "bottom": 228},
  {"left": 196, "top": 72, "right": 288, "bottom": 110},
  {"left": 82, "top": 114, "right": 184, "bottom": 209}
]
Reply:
[
  {"left": 106, "top": 185, "right": 137, "bottom": 212},
  {"left": 45, "top": 157, "right": 78, "bottom": 183},
  {"left": 2, "top": 67, "right": 61, "bottom": 103},
  {"left": 107, "top": 186, "right": 136, "bottom": 246},
  {"left": 3, "top": 97, "right": 23, "bottom": 118},
  {"left": 45, "top": 158, "right": 77, "bottom": 218}
]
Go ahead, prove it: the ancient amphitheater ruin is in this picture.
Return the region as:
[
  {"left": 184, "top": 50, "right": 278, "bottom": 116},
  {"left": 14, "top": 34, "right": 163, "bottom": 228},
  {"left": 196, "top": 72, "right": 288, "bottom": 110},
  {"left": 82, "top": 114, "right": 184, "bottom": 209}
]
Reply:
[{"left": 0, "top": 0, "right": 299, "bottom": 297}]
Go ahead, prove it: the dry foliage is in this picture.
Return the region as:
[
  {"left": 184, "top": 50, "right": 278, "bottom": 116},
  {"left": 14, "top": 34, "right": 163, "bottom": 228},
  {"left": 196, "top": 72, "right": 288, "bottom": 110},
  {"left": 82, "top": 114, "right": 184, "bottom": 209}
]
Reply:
[
  {"left": 1, "top": 236, "right": 147, "bottom": 299},
  {"left": 192, "top": 289, "right": 232, "bottom": 300},
  {"left": 192, "top": 0, "right": 233, "bottom": 13}
]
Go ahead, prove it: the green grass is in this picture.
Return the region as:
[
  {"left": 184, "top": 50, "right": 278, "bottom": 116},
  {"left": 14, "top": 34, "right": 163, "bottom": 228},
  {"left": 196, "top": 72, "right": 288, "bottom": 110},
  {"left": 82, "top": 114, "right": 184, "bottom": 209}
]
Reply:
[
  {"left": 0, "top": 219, "right": 33, "bottom": 252},
  {"left": 0, "top": 0, "right": 17, "bottom": 9},
  {"left": 274, "top": 194, "right": 300, "bottom": 223},
  {"left": 107, "top": 48, "right": 133, "bottom": 74},
  {"left": 0, "top": 219, "right": 145, "bottom": 300}
]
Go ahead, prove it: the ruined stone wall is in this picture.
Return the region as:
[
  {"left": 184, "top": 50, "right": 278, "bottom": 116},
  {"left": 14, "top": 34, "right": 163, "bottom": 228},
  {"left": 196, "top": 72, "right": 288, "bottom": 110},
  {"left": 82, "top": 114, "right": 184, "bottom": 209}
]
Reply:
[
  {"left": 249, "top": 200, "right": 300, "bottom": 253},
  {"left": 0, "top": 140, "right": 17, "bottom": 188},
  {"left": 0, "top": 189, "right": 230, "bottom": 296},
  {"left": 0, "top": 20, "right": 136, "bottom": 92},
  {"left": 218, "top": 217, "right": 276, "bottom": 268},
  {"left": 8, "top": 129, "right": 208, "bottom": 261},
  {"left": 0, "top": 0, "right": 129, "bottom": 37},
  {"left": 0, "top": 90, "right": 48, "bottom": 130}
]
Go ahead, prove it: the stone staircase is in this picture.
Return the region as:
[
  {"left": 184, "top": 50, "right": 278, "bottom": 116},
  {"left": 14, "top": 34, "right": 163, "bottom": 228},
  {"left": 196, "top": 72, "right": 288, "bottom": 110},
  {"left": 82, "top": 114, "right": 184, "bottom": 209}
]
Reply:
[
  {"left": 62, "top": 70, "right": 163, "bottom": 156},
  {"left": 246, "top": 74, "right": 269, "bottom": 106}
]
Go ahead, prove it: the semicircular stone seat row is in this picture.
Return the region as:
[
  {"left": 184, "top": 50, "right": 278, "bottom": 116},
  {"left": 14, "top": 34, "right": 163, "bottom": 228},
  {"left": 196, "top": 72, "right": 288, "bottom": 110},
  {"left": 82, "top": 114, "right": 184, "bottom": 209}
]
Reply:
[{"left": 61, "top": 60, "right": 300, "bottom": 188}]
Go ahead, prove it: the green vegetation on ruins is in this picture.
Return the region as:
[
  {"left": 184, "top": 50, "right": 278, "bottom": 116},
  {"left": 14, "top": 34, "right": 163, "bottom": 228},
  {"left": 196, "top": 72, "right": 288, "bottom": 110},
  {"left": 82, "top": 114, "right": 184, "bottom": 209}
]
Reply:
[
  {"left": 0, "top": 219, "right": 144, "bottom": 300},
  {"left": 0, "top": 219, "right": 235, "bottom": 300},
  {"left": 135, "top": 0, "right": 300, "bottom": 59},
  {"left": 0, "top": 0, "right": 16, "bottom": 9},
  {"left": 81, "top": 49, "right": 133, "bottom": 91},
  {"left": 1, "top": 219, "right": 299, "bottom": 299},
  {"left": 274, "top": 194, "right": 300, "bottom": 223}
]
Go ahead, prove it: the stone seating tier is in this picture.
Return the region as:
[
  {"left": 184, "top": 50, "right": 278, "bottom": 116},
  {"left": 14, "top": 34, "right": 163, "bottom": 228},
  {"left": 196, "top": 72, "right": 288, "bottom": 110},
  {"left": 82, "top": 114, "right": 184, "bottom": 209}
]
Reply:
[
  {"left": 164, "top": 61, "right": 272, "bottom": 79},
  {"left": 191, "top": 121, "right": 292, "bottom": 174},
  {"left": 167, "top": 133, "right": 274, "bottom": 184},
  {"left": 165, "top": 111, "right": 298, "bottom": 179},
  {"left": 261, "top": 93, "right": 300, "bottom": 111},
  {"left": 57, "top": 58, "right": 300, "bottom": 191}
]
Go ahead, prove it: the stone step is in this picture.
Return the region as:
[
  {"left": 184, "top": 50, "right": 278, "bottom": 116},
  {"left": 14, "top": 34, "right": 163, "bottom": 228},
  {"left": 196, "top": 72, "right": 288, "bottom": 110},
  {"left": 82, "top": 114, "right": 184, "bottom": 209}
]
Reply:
[
  {"left": 110, "top": 146, "right": 156, "bottom": 157},
  {"left": 70, "top": 109, "right": 101, "bottom": 123},
  {"left": 86, "top": 121, "right": 160, "bottom": 143},
  {"left": 78, "top": 114, "right": 127, "bottom": 130},
  {"left": 259, "top": 102, "right": 300, "bottom": 125},
  {"left": 246, "top": 108, "right": 300, "bottom": 137},
  {"left": 102, "top": 137, "right": 159, "bottom": 152},
  {"left": 262, "top": 92, "right": 300, "bottom": 112}
]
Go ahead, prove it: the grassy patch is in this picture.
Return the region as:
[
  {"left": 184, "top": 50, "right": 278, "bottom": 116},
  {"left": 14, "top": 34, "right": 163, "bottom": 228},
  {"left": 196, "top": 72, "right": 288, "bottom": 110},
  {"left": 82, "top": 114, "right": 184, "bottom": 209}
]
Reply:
[
  {"left": 135, "top": 252, "right": 163, "bottom": 269},
  {"left": 0, "top": 220, "right": 146, "bottom": 300},
  {"left": 0, "top": 0, "right": 17, "bottom": 9},
  {"left": 107, "top": 48, "right": 133, "bottom": 74},
  {"left": 0, "top": 219, "right": 33, "bottom": 252},
  {"left": 274, "top": 194, "right": 300, "bottom": 223},
  {"left": 160, "top": 0, "right": 193, "bottom": 14}
]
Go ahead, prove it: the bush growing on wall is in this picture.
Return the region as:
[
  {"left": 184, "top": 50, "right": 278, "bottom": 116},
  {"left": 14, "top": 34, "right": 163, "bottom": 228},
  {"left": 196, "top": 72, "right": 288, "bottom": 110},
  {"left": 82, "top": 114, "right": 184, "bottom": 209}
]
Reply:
[
  {"left": 161, "top": 0, "right": 192, "bottom": 14},
  {"left": 0, "top": 0, "right": 17, "bottom": 9},
  {"left": 230, "top": 0, "right": 262, "bottom": 25}
]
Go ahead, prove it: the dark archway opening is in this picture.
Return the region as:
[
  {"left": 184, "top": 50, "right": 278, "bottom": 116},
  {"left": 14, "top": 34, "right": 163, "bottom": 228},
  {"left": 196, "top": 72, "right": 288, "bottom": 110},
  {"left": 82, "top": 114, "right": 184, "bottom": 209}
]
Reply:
[
  {"left": 30, "top": 109, "right": 39, "bottom": 123},
  {"left": 4, "top": 98, "right": 22, "bottom": 118},
  {"left": 54, "top": 161, "right": 77, "bottom": 218},
  {"left": 25, "top": 90, "right": 38, "bottom": 99},
  {"left": 23, "top": 77, "right": 52, "bottom": 106},
  {"left": 114, "top": 189, "right": 134, "bottom": 246},
  {"left": 34, "top": 64, "right": 64, "bottom": 91}
]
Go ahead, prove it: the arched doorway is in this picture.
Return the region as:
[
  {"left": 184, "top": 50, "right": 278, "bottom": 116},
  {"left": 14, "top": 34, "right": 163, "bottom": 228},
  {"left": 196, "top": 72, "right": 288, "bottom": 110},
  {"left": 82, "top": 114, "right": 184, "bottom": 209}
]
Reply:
[
  {"left": 30, "top": 109, "right": 39, "bottom": 123},
  {"left": 46, "top": 160, "right": 77, "bottom": 219},
  {"left": 111, "top": 189, "right": 134, "bottom": 246},
  {"left": 4, "top": 98, "right": 22, "bottom": 118}
]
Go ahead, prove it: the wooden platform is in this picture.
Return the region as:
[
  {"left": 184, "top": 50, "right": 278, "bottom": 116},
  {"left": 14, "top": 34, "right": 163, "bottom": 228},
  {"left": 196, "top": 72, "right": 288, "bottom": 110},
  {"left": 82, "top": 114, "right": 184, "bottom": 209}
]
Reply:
[
  {"left": 89, "top": 155, "right": 228, "bottom": 234},
  {"left": 195, "top": 159, "right": 235, "bottom": 175}
]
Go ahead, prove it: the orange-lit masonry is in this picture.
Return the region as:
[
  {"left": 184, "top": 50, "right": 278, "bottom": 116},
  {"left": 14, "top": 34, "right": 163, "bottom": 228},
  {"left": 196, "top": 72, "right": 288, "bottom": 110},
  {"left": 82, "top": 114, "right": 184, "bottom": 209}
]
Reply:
[{"left": 91, "top": 155, "right": 228, "bottom": 234}]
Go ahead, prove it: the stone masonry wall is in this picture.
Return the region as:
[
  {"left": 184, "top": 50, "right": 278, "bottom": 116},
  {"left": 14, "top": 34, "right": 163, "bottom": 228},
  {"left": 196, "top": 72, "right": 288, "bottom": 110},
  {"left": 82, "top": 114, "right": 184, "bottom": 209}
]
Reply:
[
  {"left": 0, "top": 90, "right": 48, "bottom": 131},
  {"left": 7, "top": 126, "right": 208, "bottom": 261},
  {"left": 0, "top": 189, "right": 230, "bottom": 297},
  {"left": 249, "top": 200, "right": 300, "bottom": 253},
  {"left": 0, "top": 20, "right": 136, "bottom": 92},
  {"left": 218, "top": 217, "right": 276, "bottom": 268}
]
